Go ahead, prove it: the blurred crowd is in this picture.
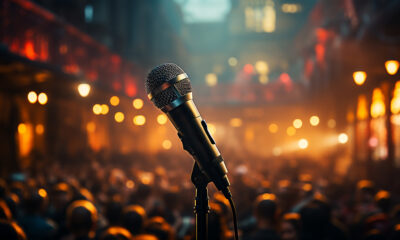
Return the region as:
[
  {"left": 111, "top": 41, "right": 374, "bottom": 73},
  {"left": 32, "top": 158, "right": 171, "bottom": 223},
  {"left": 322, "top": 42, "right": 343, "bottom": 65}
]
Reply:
[{"left": 0, "top": 153, "right": 400, "bottom": 240}]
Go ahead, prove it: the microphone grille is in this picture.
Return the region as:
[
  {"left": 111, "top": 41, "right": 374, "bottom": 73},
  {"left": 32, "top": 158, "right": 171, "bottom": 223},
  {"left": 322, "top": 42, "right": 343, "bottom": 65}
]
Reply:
[{"left": 146, "top": 63, "right": 192, "bottom": 108}]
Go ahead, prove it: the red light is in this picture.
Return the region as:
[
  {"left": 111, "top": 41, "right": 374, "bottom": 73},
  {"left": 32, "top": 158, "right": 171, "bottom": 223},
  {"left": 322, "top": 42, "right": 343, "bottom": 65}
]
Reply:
[
  {"left": 315, "top": 44, "right": 325, "bottom": 64},
  {"left": 280, "top": 73, "right": 291, "bottom": 84},
  {"left": 243, "top": 64, "right": 254, "bottom": 74},
  {"left": 24, "top": 41, "right": 36, "bottom": 60},
  {"left": 87, "top": 71, "right": 98, "bottom": 81},
  {"left": 125, "top": 83, "right": 137, "bottom": 97}
]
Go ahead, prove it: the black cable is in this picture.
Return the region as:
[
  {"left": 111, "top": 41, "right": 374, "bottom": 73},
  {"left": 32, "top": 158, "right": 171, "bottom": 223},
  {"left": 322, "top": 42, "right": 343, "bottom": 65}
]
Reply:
[{"left": 228, "top": 197, "right": 239, "bottom": 240}]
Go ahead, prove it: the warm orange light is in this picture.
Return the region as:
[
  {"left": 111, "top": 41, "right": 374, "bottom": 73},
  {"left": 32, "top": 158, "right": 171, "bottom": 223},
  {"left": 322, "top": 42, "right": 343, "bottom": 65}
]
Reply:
[
  {"left": 268, "top": 123, "right": 278, "bottom": 133},
  {"left": 77, "top": 83, "right": 91, "bottom": 97},
  {"left": 293, "top": 119, "right": 302, "bottom": 129},
  {"left": 353, "top": 71, "right": 367, "bottom": 85},
  {"left": 298, "top": 138, "right": 308, "bottom": 149},
  {"left": 207, "top": 123, "right": 216, "bottom": 135},
  {"left": 327, "top": 119, "right": 336, "bottom": 128},
  {"left": 162, "top": 140, "right": 172, "bottom": 150},
  {"left": 38, "top": 93, "right": 48, "bottom": 105},
  {"left": 255, "top": 61, "right": 269, "bottom": 75},
  {"left": 157, "top": 114, "right": 168, "bottom": 125},
  {"left": 286, "top": 126, "right": 296, "bottom": 136},
  {"left": 110, "top": 96, "right": 120, "bottom": 106},
  {"left": 133, "top": 115, "right": 146, "bottom": 126},
  {"left": 357, "top": 95, "right": 369, "bottom": 120},
  {"left": 391, "top": 81, "right": 400, "bottom": 114},
  {"left": 385, "top": 60, "right": 399, "bottom": 75},
  {"left": 93, "top": 104, "right": 102, "bottom": 115},
  {"left": 114, "top": 112, "right": 124, "bottom": 123},
  {"left": 18, "top": 123, "right": 27, "bottom": 134},
  {"left": 230, "top": 118, "right": 242, "bottom": 127},
  {"left": 371, "top": 88, "right": 385, "bottom": 118},
  {"left": 38, "top": 188, "right": 47, "bottom": 198},
  {"left": 338, "top": 133, "right": 348, "bottom": 144},
  {"left": 309, "top": 115, "right": 320, "bottom": 126},
  {"left": 35, "top": 124, "right": 44, "bottom": 135},
  {"left": 272, "top": 147, "right": 282, "bottom": 156},
  {"left": 86, "top": 122, "right": 96, "bottom": 132},
  {"left": 100, "top": 104, "right": 109, "bottom": 115},
  {"left": 132, "top": 98, "right": 144, "bottom": 109},
  {"left": 27, "top": 91, "right": 37, "bottom": 104},
  {"left": 126, "top": 180, "right": 135, "bottom": 189}
]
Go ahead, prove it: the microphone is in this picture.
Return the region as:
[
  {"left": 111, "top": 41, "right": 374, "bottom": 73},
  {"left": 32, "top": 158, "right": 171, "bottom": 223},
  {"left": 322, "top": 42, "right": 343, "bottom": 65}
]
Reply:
[{"left": 145, "top": 63, "right": 231, "bottom": 198}]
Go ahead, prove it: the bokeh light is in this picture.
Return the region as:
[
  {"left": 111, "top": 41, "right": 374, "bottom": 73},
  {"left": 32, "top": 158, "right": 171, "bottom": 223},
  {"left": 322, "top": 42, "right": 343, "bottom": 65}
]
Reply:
[
  {"left": 162, "top": 140, "right": 172, "bottom": 150},
  {"left": 27, "top": 91, "right": 37, "bottom": 104},
  {"left": 18, "top": 123, "right": 27, "bottom": 134},
  {"left": 77, "top": 83, "right": 91, "bottom": 97},
  {"left": 100, "top": 104, "right": 109, "bottom": 115},
  {"left": 268, "top": 123, "right": 278, "bottom": 133},
  {"left": 86, "top": 122, "right": 96, "bottom": 132},
  {"left": 38, "top": 92, "right": 48, "bottom": 105},
  {"left": 327, "top": 119, "right": 336, "bottom": 128},
  {"left": 309, "top": 115, "right": 320, "bottom": 126},
  {"left": 228, "top": 57, "right": 238, "bottom": 66},
  {"left": 338, "top": 133, "right": 348, "bottom": 144},
  {"left": 293, "top": 119, "right": 302, "bottom": 129},
  {"left": 114, "top": 112, "right": 124, "bottom": 123},
  {"left": 286, "top": 126, "right": 296, "bottom": 136},
  {"left": 353, "top": 71, "right": 367, "bottom": 86},
  {"left": 385, "top": 60, "right": 399, "bottom": 75},
  {"left": 133, "top": 98, "right": 144, "bottom": 109},
  {"left": 205, "top": 73, "right": 218, "bottom": 86},
  {"left": 230, "top": 118, "right": 242, "bottom": 127},
  {"left": 93, "top": 104, "right": 102, "bottom": 115},
  {"left": 133, "top": 115, "right": 146, "bottom": 126},
  {"left": 298, "top": 138, "right": 308, "bottom": 149},
  {"left": 110, "top": 96, "right": 120, "bottom": 106},
  {"left": 35, "top": 124, "right": 44, "bottom": 135},
  {"left": 157, "top": 114, "right": 168, "bottom": 125}
]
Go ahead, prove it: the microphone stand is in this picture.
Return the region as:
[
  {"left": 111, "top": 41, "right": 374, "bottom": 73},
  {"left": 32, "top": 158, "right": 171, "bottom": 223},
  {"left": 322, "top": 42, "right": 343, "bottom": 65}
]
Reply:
[{"left": 191, "top": 163, "right": 210, "bottom": 240}]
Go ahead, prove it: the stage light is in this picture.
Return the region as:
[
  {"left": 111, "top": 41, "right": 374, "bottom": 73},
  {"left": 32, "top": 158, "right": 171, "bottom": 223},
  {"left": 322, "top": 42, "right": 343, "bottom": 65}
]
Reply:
[
  {"left": 230, "top": 118, "right": 242, "bottom": 127},
  {"left": 268, "top": 123, "right": 278, "bottom": 133},
  {"left": 157, "top": 114, "right": 168, "bottom": 125},
  {"left": 86, "top": 122, "right": 96, "bottom": 132},
  {"left": 110, "top": 96, "right": 120, "bottom": 106},
  {"left": 228, "top": 57, "right": 238, "bottom": 66},
  {"left": 93, "top": 104, "right": 102, "bottom": 115},
  {"left": 100, "top": 104, "right": 109, "bottom": 115},
  {"left": 338, "top": 133, "right": 348, "bottom": 144},
  {"left": 27, "top": 91, "right": 37, "bottom": 104},
  {"left": 133, "top": 115, "right": 146, "bottom": 126},
  {"left": 77, "top": 83, "right": 91, "bottom": 97},
  {"left": 353, "top": 71, "right": 367, "bottom": 86},
  {"left": 286, "top": 126, "right": 296, "bottom": 136},
  {"left": 385, "top": 60, "right": 399, "bottom": 75},
  {"left": 18, "top": 123, "right": 27, "bottom": 134},
  {"left": 205, "top": 73, "right": 218, "bottom": 86},
  {"left": 133, "top": 98, "right": 143, "bottom": 109},
  {"left": 162, "top": 140, "right": 172, "bottom": 150},
  {"left": 38, "top": 93, "right": 48, "bottom": 105},
  {"left": 293, "top": 119, "right": 302, "bottom": 129},
  {"left": 298, "top": 138, "right": 308, "bottom": 149},
  {"left": 35, "top": 124, "right": 44, "bottom": 135},
  {"left": 309, "top": 115, "right": 320, "bottom": 126},
  {"left": 114, "top": 112, "right": 124, "bottom": 123}
]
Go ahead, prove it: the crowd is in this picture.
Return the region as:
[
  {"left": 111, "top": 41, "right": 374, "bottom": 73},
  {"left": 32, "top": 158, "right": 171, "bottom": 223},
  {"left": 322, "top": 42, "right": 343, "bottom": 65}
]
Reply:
[{"left": 0, "top": 153, "right": 400, "bottom": 240}]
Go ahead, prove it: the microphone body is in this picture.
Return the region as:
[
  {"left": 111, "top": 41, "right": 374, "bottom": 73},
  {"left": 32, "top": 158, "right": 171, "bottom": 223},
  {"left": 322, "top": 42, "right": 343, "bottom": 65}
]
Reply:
[{"left": 145, "top": 64, "right": 231, "bottom": 197}]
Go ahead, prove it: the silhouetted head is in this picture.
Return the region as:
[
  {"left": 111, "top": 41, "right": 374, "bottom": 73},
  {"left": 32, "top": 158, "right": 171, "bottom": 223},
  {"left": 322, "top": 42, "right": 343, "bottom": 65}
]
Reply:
[
  {"left": 208, "top": 202, "right": 228, "bottom": 240},
  {"left": 254, "top": 193, "right": 278, "bottom": 226},
  {"left": 375, "top": 190, "right": 391, "bottom": 213},
  {"left": 66, "top": 200, "right": 98, "bottom": 238},
  {"left": 100, "top": 226, "right": 132, "bottom": 240},
  {"left": 122, "top": 205, "right": 147, "bottom": 235},
  {"left": 281, "top": 213, "right": 301, "bottom": 240},
  {"left": 146, "top": 63, "right": 191, "bottom": 108},
  {"left": 144, "top": 216, "right": 174, "bottom": 240},
  {"left": 0, "top": 219, "right": 26, "bottom": 240},
  {"left": 23, "top": 188, "right": 48, "bottom": 214},
  {"left": 105, "top": 198, "right": 123, "bottom": 226}
]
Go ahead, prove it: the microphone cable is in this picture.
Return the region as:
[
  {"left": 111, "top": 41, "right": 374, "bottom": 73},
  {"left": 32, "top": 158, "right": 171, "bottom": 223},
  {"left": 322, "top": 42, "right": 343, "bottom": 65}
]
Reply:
[{"left": 228, "top": 197, "right": 239, "bottom": 240}]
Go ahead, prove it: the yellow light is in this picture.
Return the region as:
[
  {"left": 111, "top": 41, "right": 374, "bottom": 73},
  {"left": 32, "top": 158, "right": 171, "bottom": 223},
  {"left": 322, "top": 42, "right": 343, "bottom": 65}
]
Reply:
[
  {"left": 18, "top": 123, "right": 27, "bottom": 134},
  {"left": 35, "top": 124, "right": 44, "bottom": 135},
  {"left": 132, "top": 98, "right": 143, "bottom": 109},
  {"left": 157, "top": 114, "right": 168, "bottom": 125},
  {"left": 282, "top": 3, "right": 302, "bottom": 13},
  {"left": 100, "top": 104, "right": 109, "bottom": 115},
  {"left": 228, "top": 57, "right": 238, "bottom": 67},
  {"left": 205, "top": 73, "right": 218, "bottom": 87},
  {"left": 126, "top": 180, "right": 135, "bottom": 189},
  {"left": 110, "top": 96, "right": 120, "bottom": 106},
  {"left": 268, "top": 123, "right": 278, "bottom": 133},
  {"left": 77, "top": 83, "right": 91, "bottom": 97},
  {"left": 86, "top": 122, "right": 96, "bottom": 132},
  {"left": 38, "top": 188, "right": 47, "bottom": 198},
  {"left": 93, "top": 104, "right": 102, "bottom": 115},
  {"left": 259, "top": 75, "right": 269, "bottom": 84},
  {"left": 208, "top": 123, "right": 216, "bottom": 135},
  {"left": 27, "top": 91, "right": 37, "bottom": 104},
  {"left": 327, "top": 119, "right": 336, "bottom": 128},
  {"left": 114, "top": 112, "right": 124, "bottom": 123},
  {"left": 38, "top": 93, "right": 48, "bottom": 105},
  {"left": 133, "top": 115, "right": 146, "bottom": 126},
  {"left": 298, "top": 138, "right": 308, "bottom": 149},
  {"left": 230, "top": 118, "right": 242, "bottom": 127},
  {"left": 293, "top": 119, "right": 302, "bottom": 129},
  {"left": 162, "top": 140, "right": 172, "bottom": 150},
  {"left": 309, "top": 115, "right": 320, "bottom": 126},
  {"left": 371, "top": 88, "right": 385, "bottom": 118},
  {"left": 286, "top": 126, "right": 296, "bottom": 136},
  {"left": 385, "top": 60, "right": 399, "bottom": 75},
  {"left": 353, "top": 71, "right": 367, "bottom": 86},
  {"left": 255, "top": 61, "right": 269, "bottom": 75},
  {"left": 391, "top": 81, "right": 400, "bottom": 114},
  {"left": 357, "top": 95, "right": 369, "bottom": 120},
  {"left": 338, "top": 133, "right": 348, "bottom": 144},
  {"left": 272, "top": 147, "right": 282, "bottom": 156}
]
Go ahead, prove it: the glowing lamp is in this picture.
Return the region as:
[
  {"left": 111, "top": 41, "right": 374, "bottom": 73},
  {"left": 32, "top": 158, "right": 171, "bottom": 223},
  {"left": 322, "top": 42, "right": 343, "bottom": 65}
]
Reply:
[
  {"left": 110, "top": 96, "right": 120, "bottom": 106},
  {"left": 293, "top": 119, "right": 302, "bottom": 129},
  {"left": 38, "top": 93, "right": 48, "bottom": 105},
  {"left": 77, "top": 83, "right": 91, "bottom": 97},
  {"left": 27, "top": 91, "right": 37, "bottom": 104},
  {"left": 338, "top": 133, "right": 348, "bottom": 144},
  {"left": 133, "top": 115, "right": 146, "bottom": 126},
  {"left": 353, "top": 71, "right": 367, "bottom": 86},
  {"left": 385, "top": 60, "right": 399, "bottom": 75},
  {"left": 132, "top": 98, "right": 143, "bottom": 109}
]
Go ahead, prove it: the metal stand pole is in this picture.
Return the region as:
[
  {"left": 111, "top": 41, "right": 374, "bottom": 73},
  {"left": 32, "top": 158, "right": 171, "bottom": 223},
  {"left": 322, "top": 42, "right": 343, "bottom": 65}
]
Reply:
[{"left": 191, "top": 163, "right": 210, "bottom": 240}]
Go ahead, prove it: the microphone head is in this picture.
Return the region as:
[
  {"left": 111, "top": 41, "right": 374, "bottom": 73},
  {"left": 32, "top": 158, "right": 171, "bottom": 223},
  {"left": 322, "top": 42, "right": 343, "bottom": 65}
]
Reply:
[{"left": 146, "top": 63, "right": 192, "bottom": 108}]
